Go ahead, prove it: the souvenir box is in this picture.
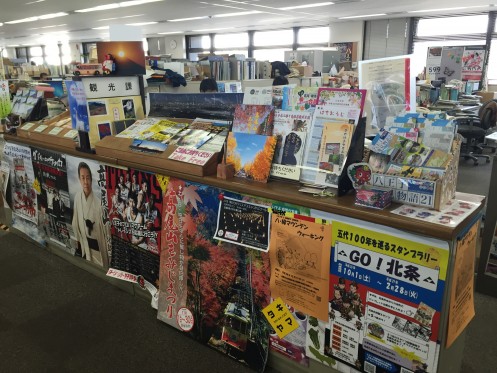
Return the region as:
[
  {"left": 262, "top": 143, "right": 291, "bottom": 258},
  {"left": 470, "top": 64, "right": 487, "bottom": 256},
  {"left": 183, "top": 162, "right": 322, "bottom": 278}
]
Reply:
[
  {"left": 355, "top": 188, "right": 392, "bottom": 209},
  {"left": 366, "top": 138, "right": 461, "bottom": 211}
]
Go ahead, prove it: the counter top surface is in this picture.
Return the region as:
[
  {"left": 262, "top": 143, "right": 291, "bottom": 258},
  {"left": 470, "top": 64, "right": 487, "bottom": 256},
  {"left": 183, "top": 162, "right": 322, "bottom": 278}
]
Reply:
[{"left": 5, "top": 133, "right": 485, "bottom": 241}]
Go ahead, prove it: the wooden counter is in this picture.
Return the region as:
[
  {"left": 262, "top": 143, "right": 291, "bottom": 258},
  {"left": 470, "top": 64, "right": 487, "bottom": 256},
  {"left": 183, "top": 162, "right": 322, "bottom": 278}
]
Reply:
[{"left": 5, "top": 133, "right": 484, "bottom": 241}]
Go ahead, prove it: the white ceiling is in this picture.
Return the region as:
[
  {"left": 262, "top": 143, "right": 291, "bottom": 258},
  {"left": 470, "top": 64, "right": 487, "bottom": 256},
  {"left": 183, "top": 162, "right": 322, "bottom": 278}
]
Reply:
[{"left": 0, "top": 0, "right": 495, "bottom": 47}]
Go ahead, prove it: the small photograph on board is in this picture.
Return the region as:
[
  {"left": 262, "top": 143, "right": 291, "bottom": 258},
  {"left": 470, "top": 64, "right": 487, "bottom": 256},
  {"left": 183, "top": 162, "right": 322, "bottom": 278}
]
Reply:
[
  {"left": 122, "top": 99, "right": 136, "bottom": 119},
  {"left": 98, "top": 122, "right": 112, "bottom": 139},
  {"left": 88, "top": 100, "right": 107, "bottom": 116}
]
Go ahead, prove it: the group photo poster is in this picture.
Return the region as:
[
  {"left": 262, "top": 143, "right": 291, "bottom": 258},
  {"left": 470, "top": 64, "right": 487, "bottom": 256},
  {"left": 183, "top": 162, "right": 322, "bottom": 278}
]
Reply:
[
  {"left": 66, "top": 156, "right": 111, "bottom": 269},
  {"left": 105, "top": 166, "right": 163, "bottom": 296}
]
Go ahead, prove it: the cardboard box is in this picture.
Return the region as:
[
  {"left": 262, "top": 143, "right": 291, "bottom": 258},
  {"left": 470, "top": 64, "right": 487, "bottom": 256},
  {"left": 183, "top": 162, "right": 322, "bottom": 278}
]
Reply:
[
  {"left": 367, "top": 139, "right": 461, "bottom": 211},
  {"left": 295, "top": 65, "right": 314, "bottom": 77},
  {"left": 475, "top": 91, "right": 497, "bottom": 102}
]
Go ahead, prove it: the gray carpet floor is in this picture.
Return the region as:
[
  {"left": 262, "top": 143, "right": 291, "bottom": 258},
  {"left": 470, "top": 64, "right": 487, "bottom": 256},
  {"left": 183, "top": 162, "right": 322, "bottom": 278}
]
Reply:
[{"left": 0, "top": 230, "right": 255, "bottom": 373}]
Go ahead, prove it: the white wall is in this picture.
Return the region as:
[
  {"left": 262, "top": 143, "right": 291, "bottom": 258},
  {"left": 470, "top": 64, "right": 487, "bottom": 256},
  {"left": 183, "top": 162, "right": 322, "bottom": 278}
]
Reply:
[
  {"left": 330, "top": 21, "right": 364, "bottom": 61},
  {"left": 69, "top": 43, "right": 82, "bottom": 63},
  {"left": 148, "top": 36, "right": 185, "bottom": 59}
]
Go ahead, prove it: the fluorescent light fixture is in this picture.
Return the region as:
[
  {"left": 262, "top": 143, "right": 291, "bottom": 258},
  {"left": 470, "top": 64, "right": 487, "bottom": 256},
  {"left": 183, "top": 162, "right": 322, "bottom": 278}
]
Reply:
[
  {"left": 92, "top": 26, "right": 110, "bottom": 30},
  {"left": 168, "top": 16, "right": 209, "bottom": 22},
  {"left": 99, "top": 14, "right": 144, "bottom": 21},
  {"left": 280, "top": 2, "right": 334, "bottom": 10},
  {"left": 76, "top": 0, "right": 162, "bottom": 12},
  {"left": 213, "top": 11, "right": 261, "bottom": 17},
  {"left": 7, "top": 45, "right": 20, "bottom": 47},
  {"left": 26, "top": 0, "right": 45, "bottom": 4},
  {"left": 28, "top": 24, "right": 67, "bottom": 30},
  {"left": 339, "top": 13, "right": 386, "bottom": 19},
  {"left": 158, "top": 31, "right": 183, "bottom": 34},
  {"left": 408, "top": 6, "right": 488, "bottom": 13},
  {"left": 39, "top": 12, "right": 69, "bottom": 20},
  {"left": 0, "top": 23, "right": 3, "bottom": 27},
  {"left": 127, "top": 22, "right": 158, "bottom": 26},
  {"left": 6, "top": 12, "right": 68, "bottom": 24},
  {"left": 192, "top": 27, "right": 234, "bottom": 32}
]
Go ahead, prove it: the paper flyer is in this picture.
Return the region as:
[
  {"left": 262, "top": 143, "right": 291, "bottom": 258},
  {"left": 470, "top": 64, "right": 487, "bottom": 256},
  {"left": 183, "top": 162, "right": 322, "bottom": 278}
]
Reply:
[
  {"left": 315, "top": 122, "right": 354, "bottom": 187},
  {"left": 214, "top": 196, "right": 271, "bottom": 251},
  {"left": 318, "top": 220, "right": 449, "bottom": 373},
  {"left": 270, "top": 110, "right": 312, "bottom": 181},
  {"left": 300, "top": 105, "right": 360, "bottom": 185},
  {"left": 446, "top": 222, "right": 478, "bottom": 347},
  {"left": 168, "top": 147, "right": 215, "bottom": 165},
  {"left": 269, "top": 214, "right": 331, "bottom": 321},
  {"left": 243, "top": 86, "right": 273, "bottom": 105},
  {"left": 316, "top": 88, "right": 366, "bottom": 117},
  {"left": 0, "top": 161, "right": 10, "bottom": 209},
  {"left": 391, "top": 199, "right": 480, "bottom": 227},
  {"left": 0, "top": 80, "right": 12, "bottom": 118}
]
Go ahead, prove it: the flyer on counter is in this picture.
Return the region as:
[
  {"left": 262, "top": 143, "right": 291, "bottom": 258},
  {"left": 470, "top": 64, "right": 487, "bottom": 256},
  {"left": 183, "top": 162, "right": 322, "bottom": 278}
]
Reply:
[
  {"left": 168, "top": 146, "right": 215, "bottom": 166},
  {"left": 446, "top": 222, "right": 478, "bottom": 347},
  {"left": 269, "top": 213, "right": 331, "bottom": 321},
  {"left": 391, "top": 198, "right": 480, "bottom": 227},
  {"left": 214, "top": 196, "right": 271, "bottom": 251}
]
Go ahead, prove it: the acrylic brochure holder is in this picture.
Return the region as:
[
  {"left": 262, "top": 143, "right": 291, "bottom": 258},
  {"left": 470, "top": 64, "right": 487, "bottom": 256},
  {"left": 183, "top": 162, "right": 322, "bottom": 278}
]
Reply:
[{"left": 337, "top": 116, "right": 366, "bottom": 196}]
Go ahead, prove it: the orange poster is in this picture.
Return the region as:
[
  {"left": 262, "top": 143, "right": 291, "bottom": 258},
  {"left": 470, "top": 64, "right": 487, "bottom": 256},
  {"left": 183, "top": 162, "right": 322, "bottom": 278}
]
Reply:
[
  {"left": 269, "top": 214, "right": 331, "bottom": 321},
  {"left": 446, "top": 222, "right": 479, "bottom": 347}
]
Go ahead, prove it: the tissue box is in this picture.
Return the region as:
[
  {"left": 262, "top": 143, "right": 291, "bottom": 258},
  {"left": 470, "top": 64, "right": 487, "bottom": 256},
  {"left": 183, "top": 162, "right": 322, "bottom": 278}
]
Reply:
[{"left": 355, "top": 188, "right": 393, "bottom": 209}]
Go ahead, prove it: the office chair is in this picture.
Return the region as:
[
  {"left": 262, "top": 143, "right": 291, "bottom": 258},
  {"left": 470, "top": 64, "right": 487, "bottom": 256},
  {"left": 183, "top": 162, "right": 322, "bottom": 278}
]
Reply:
[
  {"left": 478, "top": 100, "right": 497, "bottom": 153},
  {"left": 455, "top": 115, "right": 491, "bottom": 165}
]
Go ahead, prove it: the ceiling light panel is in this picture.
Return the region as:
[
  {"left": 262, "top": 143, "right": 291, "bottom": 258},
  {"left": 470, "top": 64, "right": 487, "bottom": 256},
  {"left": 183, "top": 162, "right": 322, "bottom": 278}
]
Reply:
[
  {"left": 339, "top": 13, "right": 386, "bottom": 19},
  {"left": 280, "top": 2, "right": 334, "bottom": 11},
  {"left": 213, "top": 10, "right": 262, "bottom": 17},
  {"left": 5, "top": 12, "right": 68, "bottom": 24},
  {"left": 168, "top": 16, "right": 209, "bottom": 22},
  {"left": 76, "top": 1, "right": 162, "bottom": 13}
]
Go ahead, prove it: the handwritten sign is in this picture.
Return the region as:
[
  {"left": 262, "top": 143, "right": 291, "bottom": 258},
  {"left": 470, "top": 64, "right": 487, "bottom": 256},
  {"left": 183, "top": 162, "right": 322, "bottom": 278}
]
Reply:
[
  {"left": 168, "top": 147, "right": 215, "bottom": 166},
  {"left": 262, "top": 297, "right": 299, "bottom": 339}
]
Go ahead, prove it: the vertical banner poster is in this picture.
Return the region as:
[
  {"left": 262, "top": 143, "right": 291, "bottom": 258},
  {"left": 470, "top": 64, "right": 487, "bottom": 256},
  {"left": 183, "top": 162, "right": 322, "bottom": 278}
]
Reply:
[
  {"left": 306, "top": 219, "right": 449, "bottom": 373},
  {"left": 65, "top": 80, "right": 90, "bottom": 132},
  {"left": 105, "top": 166, "right": 163, "bottom": 303},
  {"left": 0, "top": 80, "right": 12, "bottom": 118},
  {"left": 446, "top": 222, "right": 478, "bottom": 347},
  {"left": 426, "top": 47, "right": 443, "bottom": 81},
  {"left": 66, "top": 156, "right": 111, "bottom": 268},
  {"left": 359, "top": 56, "right": 414, "bottom": 133},
  {"left": 31, "top": 147, "right": 73, "bottom": 251},
  {"left": 0, "top": 161, "right": 10, "bottom": 209},
  {"left": 462, "top": 46, "right": 485, "bottom": 81},
  {"left": 3, "top": 142, "right": 45, "bottom": 245},
  {"left": 157, "top": 179, "right": 271, "bottom": 372}
]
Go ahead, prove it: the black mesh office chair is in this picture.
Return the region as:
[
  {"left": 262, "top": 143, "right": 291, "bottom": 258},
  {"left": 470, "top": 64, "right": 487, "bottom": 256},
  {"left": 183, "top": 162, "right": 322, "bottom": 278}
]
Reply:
[
  {"left": 478, "top": 100, "right": 497, "bottom": 153},
  {"left": 455, "top": 115, "right": 491, "bottom": 166}
]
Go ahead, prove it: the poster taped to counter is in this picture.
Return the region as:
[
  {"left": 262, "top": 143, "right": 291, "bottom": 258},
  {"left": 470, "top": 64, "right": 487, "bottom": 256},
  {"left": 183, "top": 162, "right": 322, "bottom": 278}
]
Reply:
[
  {"left": 214, "top": 196, "right": 271, "bottom": 251},
  {"left": 305, "top": 219, "right": 449, "bottom": 373}
]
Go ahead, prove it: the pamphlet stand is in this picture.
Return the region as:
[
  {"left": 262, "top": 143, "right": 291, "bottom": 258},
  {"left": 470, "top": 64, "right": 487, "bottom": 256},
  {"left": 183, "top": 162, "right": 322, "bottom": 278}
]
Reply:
[{"left": 337, "top": 116, "right": 366, "bottom": 196}]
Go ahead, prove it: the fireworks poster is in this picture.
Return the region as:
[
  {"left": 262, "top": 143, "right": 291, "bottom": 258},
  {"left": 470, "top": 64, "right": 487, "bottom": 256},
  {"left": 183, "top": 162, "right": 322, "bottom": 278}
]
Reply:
[
  {"left": 31, "top": 147, "right": 73, "bottom": 250},
  {"left": 105, "top": 166, "right": 163, "bottom": 302},
  {"left": 66, "top": 156, "right": 111, "bottom": 268},
  {"left": 157, "top": 179, "right": 271, "bottom": 372},
  {"left": 3, "top": 142, "right": 45, "bottom": 245}
]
